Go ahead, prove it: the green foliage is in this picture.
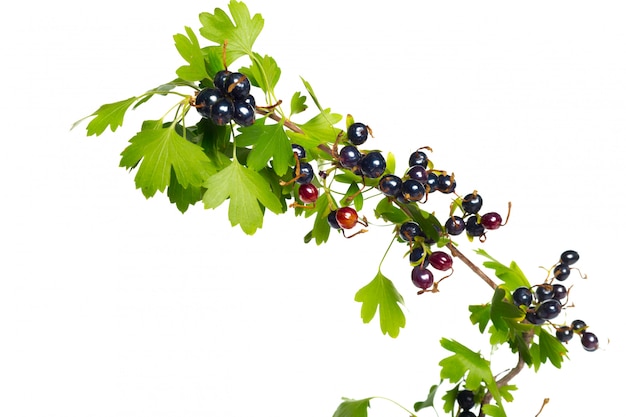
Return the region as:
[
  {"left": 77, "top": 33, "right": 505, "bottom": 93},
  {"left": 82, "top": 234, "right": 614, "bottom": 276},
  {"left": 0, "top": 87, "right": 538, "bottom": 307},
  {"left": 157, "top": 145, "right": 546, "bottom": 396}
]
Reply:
[
  {"left": 413, "top": 383, "right": 441, "bottom": 412},
  {"left": 476, "top": 249, "right": 531, "bottom": 291},
  {"left": 332, "top": 398, "right": 372, "bottom": 417},
  {"left": 354, "top": 269, "right": 406, "bottom": 338},
  {"left": 75, "top": 97, "right": 137, "bottom": 136},
  {"left": 235, "top": 118, "right": 293, "bottom": 175},
  {"left": 174, "top": 26, "right": 211, "bottom": 81}
]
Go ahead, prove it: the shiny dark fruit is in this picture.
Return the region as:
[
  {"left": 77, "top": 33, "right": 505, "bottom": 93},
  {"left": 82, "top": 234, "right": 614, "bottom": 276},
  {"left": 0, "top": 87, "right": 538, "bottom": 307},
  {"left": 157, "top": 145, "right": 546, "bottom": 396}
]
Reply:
[
  {"left": 291, "top": 144, "right": 306, "bottom": 160},
  {"left": 465, "top": 216, "right": 484, "bottom": 237},
  {"left": 437, "top": 174, "right": 456, "bottom": 194},
  {"left": 213, "top": 69, "right": 232, "bottom": 93},
  {"left": 401, "top": 179, "right": 426, "bottom": 202},
  {"left": 225, "top": 72, "right": 251, "bottom": 100},
  {"left": 408, "top": 150, "right": 428, "bottom": 168},
  {"left": 536, "top": 299, "right": 562, "bottom": 320},
  {"left": 347, "top": 122, "right": 368, "bottom": 145},
  {"left": 298, "top": 183, "right": 318, "bottom": 204},
  {"left": 456, "top": 390, "right": 475, "bottom": 410},
  {"left": 560, "top": 250, "right": 579, "bottom": 266},
  {"left": 399, "top": 221, "right": 423, "bottom": 242},
  {"left": 233, "top": 101, "right": 255, "bottom": 127},
  {"left": 581, "top": 331, "right": 599, "bottom": 351},
  {"left": 335, "top": 207, "right": 359, "bottom": 229},
  {"left": 480, "top": 212, "right": 502, "bottom": 230},
  {"left": 378, "top": 174, "right": 402, "bottom": 197},
  {"left": 294, "top": 162, "right": 314, "bottom": 184},
  {"left": 358, "top": 151, "right": 386, "bottom": 178},
  {"left": 445, "top": 216, "right": 466, "bottom": 235},
  {"left": 461, "top": 193, "right": 483, "bottom": 214},
  {"left": 411, "top": 266, "right": 434, "bottom": 290},
  {"left": 406, "top": 165, "right": 428, "bottom": 183},
  {"left": 512, "top": 287, "right": 533, "bottom": 307},
  {"left": 195, "top": 88, "right": 222, "bottom": 118},
  {"left": 339, "top": 145, "right": 362, "bottom": 168},
  {"left": 556, "top": 326, "right": 574, "bottom": 343},
  {"left": 553, "top": 263, "right": 571, "bottom": 281},
  {"left": 210, "top": 98, "right": 234, "bottom": 126},
  {"left": 327, "top": 210, "right": 341, "bottom": 229},
  {"left": 429, "top": 251, "right": 453, "bottom": 271}
]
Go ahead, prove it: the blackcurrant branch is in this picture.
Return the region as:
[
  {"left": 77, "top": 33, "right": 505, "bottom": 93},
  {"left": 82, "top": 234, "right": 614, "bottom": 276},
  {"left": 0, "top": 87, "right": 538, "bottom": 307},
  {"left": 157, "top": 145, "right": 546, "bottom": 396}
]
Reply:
[{"left": 445, "top": 243, "right": 498, "bottom": 290}]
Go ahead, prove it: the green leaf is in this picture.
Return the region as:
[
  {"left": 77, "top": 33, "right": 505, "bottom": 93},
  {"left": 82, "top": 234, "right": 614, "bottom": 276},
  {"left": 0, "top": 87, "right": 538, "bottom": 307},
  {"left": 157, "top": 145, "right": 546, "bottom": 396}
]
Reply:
[
  {"left": 468, "top": 303, "right": 491, "bottom": 333},
  {"left": 74, "top": 97, "right": 137, "bottom": 136},
  {"left": 202, "top": 158, "right": 283, "bottom": 234},
  {"left": 374, "top": 198, "right": 410, "bottom": 224},
  {"left": 482, "top": 404, "right": 507, "bottom": 417},
  {"left": 340, "top": 182, "right": 364, "bottom": 212},
  {"left": 290, "top": 108, "right": 342, "bottom": 149},
  {"left": 167, "top": 169, "right": 204, "bottom": 213},
  {"left": 290, "top": 91, "right": 308, "bottom": 116},
  {"left": 119, "top": 123, "right": 215, "bottom": 198},
  {"left": 240, "top": 53, "right": 281, "bottom": 94},
  {"left": 354, "top": 269, "right": 406, "bottom": 338},
  {"left": 537, "top": 327, "right": 568, "bottom": 369},
  {"left": 476, "top": 249, "right": 531, "bottom": 291},
  {"left": 310, "top": 192, "right": 332, "bottom": 245},
  {"left": 236, "top": 119, "right": 292, "bottom": 175},
  {"left": 332, "top": 398, "right": 372, "bottom": 417},
  {"left": 133, "top": 81, "right": 188, "bottom": 109},
  {"left": 300, "top": 76, "right": 325, "bottom": 113},
  {"left": 198, "top": 0, "right": 264, "bottom": 63},
  {"left": 174, "top": 26, "right": 211, "bottom": 81},
  {"left": 490, "top": 287, "right": 525, "bottom": 333},
  {"left": 439, "top": 338, "right": 505, "bottom": 415},
  {"left": 405, "top": 205, "right": 443, "bottom": 244},
  {"left": 413, "top": 383, "right": 441, "bottom": 412}
]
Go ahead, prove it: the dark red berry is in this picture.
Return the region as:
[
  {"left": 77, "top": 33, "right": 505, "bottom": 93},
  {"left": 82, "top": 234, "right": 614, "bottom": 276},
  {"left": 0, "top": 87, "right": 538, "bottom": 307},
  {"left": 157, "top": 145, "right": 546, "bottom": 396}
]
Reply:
[
  {"left": 298, "top": 183, "right": 318, "bottom": 203},
  {"left": 411, "top": 266, "right": 434, "bottom": 290},
  {"left": 480, "top": 212, "right": 502, "bottom": 230},
  {"left": 429, "top": 251, "right": 453, "bottom": 271},
  {"left": 335, "top": 207, "right": 359, "bottom": 229}
]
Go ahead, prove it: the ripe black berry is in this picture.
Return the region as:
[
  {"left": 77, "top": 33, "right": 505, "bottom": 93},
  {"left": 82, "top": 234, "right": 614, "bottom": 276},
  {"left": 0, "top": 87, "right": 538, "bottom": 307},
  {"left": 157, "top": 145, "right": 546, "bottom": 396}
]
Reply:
[
  {"left": 465, "top": 216, "right": 484, "bottom": 238},
  {"left": 359, "top": 152, "right": 386, "bottom": 178},
  {"left": 411, "top": 266, "right": 434, "bottom": 290},
  {"left": 512, "top": 287, "right": 533, "bottom": 307},
  {"left": 339, "top": 145, "right": 362, "bottom": 168},
  {"left": 552, "top": 283, "right": 568, "bottom": 300},
  {"left": 196, "top": 88, "right": 222, "bottom": 118},
  {"left": 456, "top": 390, "right": 475, "bottom": 411},
  {"left": 233, "top": 101, "right": 255, "bottom": 127},
  {"left": 409, "top": 246, "right": 429, "bottom": 266},
  {"left": 406, "top": 165, "right": 428, "bottom": 183},
  {"left": 327, "top": 210, "right": 341, "bottom": 229},
  {"left": 378, "top": 174, "right": 402, "bottom": 197},
  {"left": 461, "top": 193, "right": 483, "bottom": 214},
  {"left": 225, "top": 72, "right": 251, "bottom": 100},
  {"left": 535, "top": 284, "right": 554, "bottom": 302},
  {"left": 556, "top": 326, "right": 574, "bottom": 343},
  {"left": 347, "top": 122, "right": 368, "bottom": 145},
  {"left": 425, "top": 172, "right": 439, "bottom": 192},
  {"left": 401, "top": 179, "right": 426, "bottom": 202},
  {"left": 295, "top": 162, "right": 314, "bottom": 184},
  {"left": 213, "top": 69, "right": 231, "bottom": 92},
  {"left": 553, "top": 263, "right": 571, "bottom": 281},
  {"left": 560, "top": 250, "right": 580, "bottom": 266},
  {"left": 210, "top": 98, "right": 234, "bottom": 126},
  {"left": 437, "top": 174, "right": 456, "bottom": 194},
  {"left": 571, "top": 319, "right": 587, "bottom": 333},
  {"left": 581, "top": 331, "right": 599, "bottom": 351},
  {"left": 408, "top": 150, "right": 428, "bottom": 168},
  {"left": 525, "top": 308, "right": 545, "bottom": 325},
  {"left": 445, "top": 216, "right": 466, "bottom": 235},
  {"left": 399, "top": 221, "right": 423, "bottom": 242},
  {"left": 535, "top": 299, "right": 562, "bottom": 320},
  {"left": 291, "top": 144, "right": 306, "bottom": 160}
]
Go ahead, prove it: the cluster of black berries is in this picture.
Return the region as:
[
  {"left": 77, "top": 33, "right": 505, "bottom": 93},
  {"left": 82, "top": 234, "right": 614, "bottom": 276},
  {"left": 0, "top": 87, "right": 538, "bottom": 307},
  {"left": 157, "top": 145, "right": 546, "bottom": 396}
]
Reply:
[
  {"left": 337, "top": 121, "right": 387, "bottom": 179},
  {"left": 195, "top": 70, "right": 256, "bottom": 127},
  {"left": 512, "top": 250, "right": 599, "bottom": 352},
  {"left": 378, "top": 148, "right": 456, "bottom": 205},
  {"left": 289, "top": 143, "right": 319, "bottom": 206},
  {"left": 456, "top": 389, "right": 477, "bottom": 417},
  {"left": 444, "top": 191, "right": 506, "bottom": 241}
]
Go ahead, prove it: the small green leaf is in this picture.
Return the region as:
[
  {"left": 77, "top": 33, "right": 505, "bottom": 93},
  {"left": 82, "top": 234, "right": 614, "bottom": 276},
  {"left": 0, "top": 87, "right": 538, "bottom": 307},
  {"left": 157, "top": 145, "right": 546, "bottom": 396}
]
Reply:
[
  {"left": 174, "top": 26, "right": 210, "bottom": 81},
  {"left": 167, "top": 169, "right": 204, "bottom": 213},
  {"left": 354, "top": 270, "right": 406, "bottom": 338},
  {"left": 199, "top": 0, "right": 264, "bottom": 63},
  {"left": 290, "top": 91, "right": 308, "bottom": 116},
  {"left": 236, "top": 119, "right": 292, "bottom": 175},
  {"left": 476, "top": 249, "right": 531, "bottom": 291},
  {"left": 332, "top": 398, "right": 372, "bottom": 417},
  {"left": 537, "top": 327, "right": 568, "bottom": 369},
  {"left": 374, "top": 198, "right": 410, "bottom": 224},
  {"left": 202, "top": 158, "right": 284, "bottom": 234},
  {"left": 310, "top": 192, "right": 332, "bottom": 245},
  {"left": 413, "top": 383, "right": 441, "bottom": 412},
  {"left": 240, "top": 53, "right": 281, "bottom": 94},
  {"left": 482, "top": 404, "right": 507, "bottom": 417},
  {"left": 468, "top": 303, "right": 491, "bottom": 333},
  {"left": 490, "top": 287, "right": 525, "bottom": 333},
  {"left": 74, "top": 97, "right": 137, "bottom": 136}
]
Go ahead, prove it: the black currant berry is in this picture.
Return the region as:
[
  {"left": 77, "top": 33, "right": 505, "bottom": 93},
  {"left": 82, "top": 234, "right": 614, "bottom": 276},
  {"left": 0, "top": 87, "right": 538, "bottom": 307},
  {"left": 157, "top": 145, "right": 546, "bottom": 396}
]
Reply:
[
  {"left": 512, "top": 287, "right": 533, "bottom": 307},
  {"left": 213, "top": 69, "right": 231, "bottom": 93},
  {"left": 347, "top": 122, "right": 368, "bottom": 145},
  {"left": 406, "top": 165, "right": 428, "bottom": 183},
  {"left": 465, "top": 216, "right": 484, "bottom": 238},
  {"left": 425, "top": 172, "right": 439, "bottom": 192},
  {"left": 210, "top": 98, "right": 234, "bottom": 126},
  {"left": 535, "top": 284, "right": 554, "bottom": 302},
  {"left": 536, "top": 299, "right": 562, "bottom": 320},
  {"left": 327, "top": 210, "right": 341, "bottom": 229},
  {"left": 459, "top": 411, "right": 477, "bottom": 417},
  {"left": 525, "top": 308, "right": 546, "bottom": 325},
  {"left": 339, "top": 145, "right": 362, "bottom": 168},
  {"left": 456, "top": 390, "right": 475, "bottom": 410},
  {"left": 401, "top": 179, "right": 426, "bottom": 202},
  {"left": 358, "top": 152, "right": 386, "bottom": 178},
  {"left": 291, "top": 144, "right": 306, "bottom": 160},
  {"left": 553, "top": 263, "right": 571, "bottom": 281},
  {"left": 408, "top": 150, "right": 428, "bottom": 168},
  {"left": 233, "top": 101, "right": 255, "bottom": 127},
  {"left": 437, "top": 174, "right": 456, "bottom": 194},
  {"left": 445, "top": 216, "right": 466, "bottom": 236},
  {"left": 552, "top": 283, "right": 568, "bottom": 300},
  {"left": 480, "top": 212, "right": 502, "bottom": 230},
  {"left": 461, "top": 193, "right": 483, "bottom": 214},
  {"left": 409, "top": 246, "right": 429, "bottom": 266},
  {"left": 378, "top": 174, "right": 402, "bottom": 197},
  {"left": 429, "top": 251, "right": 453, "bottom": 271},
  {"left": 295, "top": 162, "right": 314, "bottom": 184},
  {"left": 225, "top": 72, "right": 251, "bottom": 100},
  {"left": 581, "top": 331, "right": 599, "bottom": 351},
  {"left": 411, "top": 266, "right": 434, "bottom": 290},
  {"left": 243, "top": 94, "right": 256, "bottom": 109},
  {"left": 560, "top": 250, "right": 580, "bottom": 266},
  {"left": 556, "top": 326, "right": 574, "bottom": 343},
  {"left": 399, "top": 221, "right": 423, "bottom": 242},
  {"left": 571, "top": 319, "right": 587, "bottom": 333},
  {"left": 195, "top": 88, "right": 222, "bottom": 118}
]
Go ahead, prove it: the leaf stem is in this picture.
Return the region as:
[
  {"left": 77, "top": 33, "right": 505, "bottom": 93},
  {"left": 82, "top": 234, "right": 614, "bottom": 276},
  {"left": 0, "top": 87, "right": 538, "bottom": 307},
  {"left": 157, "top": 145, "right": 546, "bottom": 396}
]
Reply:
[{"left": 371, "top": 396, "right": 418, "bottom": 417}]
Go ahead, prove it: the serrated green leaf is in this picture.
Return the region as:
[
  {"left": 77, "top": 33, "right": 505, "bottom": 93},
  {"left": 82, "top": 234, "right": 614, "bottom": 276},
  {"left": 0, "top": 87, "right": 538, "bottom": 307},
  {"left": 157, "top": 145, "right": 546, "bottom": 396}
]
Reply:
[
  {"left": 332, "top": 398, "right": 372, "bottom": 417},
  {"left": 354, "top": 270, "right": 406, "bottom": 338},
  {"left": 414, "top": 383, "right": 441, "bottom": 412},
  {"left": 202, "top": 158, "right": 283, "bottom": 234},
  {"left": 174, "top": 26, "right": 210, "bottom": 81},
  {"left": 198, "top": 0, "right": 263, "bottom": 63},
  {"left": 74, "top": 97, "right": 137, "bottom": 136},
  {"left": 310, "top": 192, "right": 332, "bottom": 245},
  {"left": 341, "top": 182, "right": 364, "bottom": 212},
  {"left": 240, "top": 53, "right": 280, "bottom": 94},
  {"left": 405, "top": 205, "right": 443, "bottom": 244},
  {"left": 290, "top": 91, "right": 308, "bottom": 116},
  {"left": 468, "top": 303, "right": 491, "bottom": 333},
  {"left": 476, "top": 249, "right": 531, "bottom": 291},
  {"left": 374, "top": 198, "right": 410, "bottom": 224},
  {"left": 290, "top": 108, "right": 343, "bottom": 149},
  {"left": 167, "top": 169, "right": 204, "bottom": 213},
  {"left": 236, "top": 119, "right": 292, "bottom": 175},
  {"left": 537, "top": 327, "right": 568, "bottom": 369},
  {"left": 482, "top": 404, "right": 507, "bottom": 417},
  {"left": 490, "top": 287, "right": 525, "bottom": 333},
  {"left": 119, "top": 124, "right": 215, "bottom": 198}
]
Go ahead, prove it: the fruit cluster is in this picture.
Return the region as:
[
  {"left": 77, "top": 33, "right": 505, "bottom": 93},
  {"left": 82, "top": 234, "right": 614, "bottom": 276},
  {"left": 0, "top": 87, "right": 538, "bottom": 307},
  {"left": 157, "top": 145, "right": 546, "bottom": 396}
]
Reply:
[
  {"left": 337, "top": 121, "right": 387, "bottom": 179},
  {"left": 456, "top": 389, "right": 477, "bottom": 417},
  {"left": 512, "top": 250, "right": 599, "bottom": 352},
  {"left": 195, "top": 70, "right": 256, "bottom": 127}
]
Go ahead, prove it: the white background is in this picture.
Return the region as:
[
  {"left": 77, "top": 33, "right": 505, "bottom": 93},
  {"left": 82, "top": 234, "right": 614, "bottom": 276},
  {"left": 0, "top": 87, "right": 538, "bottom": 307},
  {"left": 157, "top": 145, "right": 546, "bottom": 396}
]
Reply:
[{"left": 1, "top": 1, "right": 624, "bottom": 416}]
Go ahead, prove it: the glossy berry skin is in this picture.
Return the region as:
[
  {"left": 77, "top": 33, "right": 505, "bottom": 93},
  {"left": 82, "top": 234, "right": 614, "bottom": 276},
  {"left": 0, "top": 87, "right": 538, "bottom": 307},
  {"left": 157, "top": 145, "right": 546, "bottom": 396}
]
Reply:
[
  {"left": 339, "top": 145, "right": 362, "bottom": 168},
  {"left": 437, "top": 174, "right": 456, "bottom": 194},
  {"left": 233, "top": 101, "right": 255, "bottom": 127},
  {"left": 243, "top": 94, "right": 256, "bottom": 109},
  {"left": 512, "top": 287, "right": 533, "bottom": 307},
  {"left": 459, "top": 411, "right": 477, "bottom": 417},
  {"left": 429, "top": 251, "right": 453, "bottom": 271},
  {"left": 409, "top": 246, "right": 429, "bottom": 266},
  {"left": 426, "top": 172, "right": 439, "bottom": 192},
  {"left": 298, "top": 183, "right": 318, "bottom": 204},
  {"left": 556, "top": 326, "right": 574, "bottom": 343},
  {"left": 571, "top": 319, "right": 587, "bottom": 333},
  {"left": 465, "top": 216, "right": 484, "bottom": 237},
  {"left": 224, "top": 72, "right": 251, "bottom": 100},
  {"left": 210, "top": 98, "right": 234, "bottom": 126},
  {"left": 480, "top": 212, "right": 502, "bottom": 230},
  {"left": 347, "top": 122, "right": 368, "bottom": 145},
  {"left": 213, "top": 70, "right": 231, "bottom": 92},
  {"left": 560, "top": 250, "right": 579, "bottom": 266},
  {"left": 525, "top": 308, "right": 546, "bottom": 325},
  {"left": 581, "top": 331, "right": 599, "bottom": 351},
  {"left": 461, "top": 193, "right": 483, "bottom": 214},
  {"left": 291, "top": 144, "right": 306, "bottom": 160},
  {"left": 399, "top": 221, "right": 423, "bottom": 242},
  {"left": 378, "top": 174, "right": 402, "bottom": 197},
  {"left": 553, "top": 263, "right": 570, "bottom": 281},
  {"left": 401, "top": 179, "right": 426, "bottom": 202},
  {"left": 406, "top": 165, "right": 428, "bottom": 183},
  {"left": 359, "top": 152, "right": 386, "bottom": 178},
  {"left": 552, "top": 283, "right": 568, "bottom": 300},
  {"left": 535, "top": 285, "right": 554, "bottom": 302},
  {"left": 335, "top": 207, "right": 359, "bottom": 229},
  {"left": 411, "top": 266, "right": 434, "bottom": 290},
  {"left": 445, "top": 216, "right": 466, "bottom": 235},
  {"left": 327, "top": 210, "right": 341, "bottom": 229},
  {"left": 295, "top": 162, "right": 314, "bottom": 184},
  {"left": 536, "top": 299, "right": 562, "bottom": 320},
  {"left": 196, "top": 88, "right": 222, "bottom": 118},
  {"left": 408, "top": 150, "right": 428, "bottom": 168},
  {"left": 456, "top": 390, "right": 475, "bottom": 411}
]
